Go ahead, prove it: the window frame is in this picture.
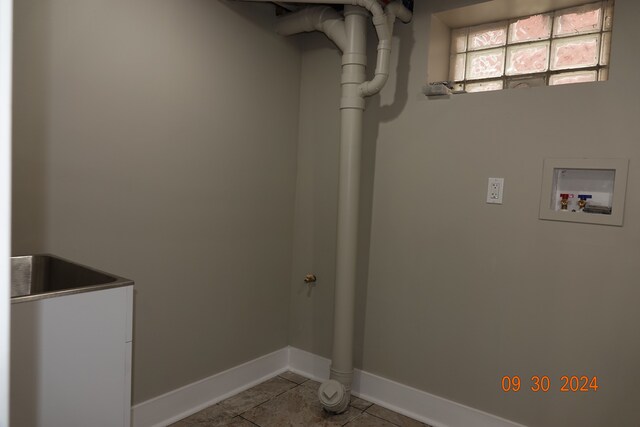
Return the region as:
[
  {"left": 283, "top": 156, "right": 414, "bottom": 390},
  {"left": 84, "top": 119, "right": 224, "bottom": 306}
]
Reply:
[{"left": 448, "top": 0, "right": 614, "bottom": 93}]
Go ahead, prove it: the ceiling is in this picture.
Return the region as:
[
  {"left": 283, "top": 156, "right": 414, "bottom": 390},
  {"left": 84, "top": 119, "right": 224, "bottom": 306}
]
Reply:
[{"left": 436, "top": 0, "right": 600, "bottom": 28}]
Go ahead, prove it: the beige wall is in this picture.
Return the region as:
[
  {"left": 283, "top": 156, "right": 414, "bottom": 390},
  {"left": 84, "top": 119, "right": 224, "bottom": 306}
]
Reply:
[
  {"left": 12, "top": 0, "right": 301, "bottom": 403},
  {"left": 290, "top": 1, "right": 640, "bottom": 426},
  {"left": 288, "top": 33, "right": 341, "bottom": 358}
]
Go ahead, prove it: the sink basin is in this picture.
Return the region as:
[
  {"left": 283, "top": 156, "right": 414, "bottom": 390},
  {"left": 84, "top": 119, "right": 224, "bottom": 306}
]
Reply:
[{"left": 11, "top": 254, "right": 133, "bottom": 303}]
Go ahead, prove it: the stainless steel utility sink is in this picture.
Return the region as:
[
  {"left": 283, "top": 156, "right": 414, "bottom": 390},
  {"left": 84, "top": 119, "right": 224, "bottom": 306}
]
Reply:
[{"left": 11, "top": 254, "right": 133, "bottom": 303}]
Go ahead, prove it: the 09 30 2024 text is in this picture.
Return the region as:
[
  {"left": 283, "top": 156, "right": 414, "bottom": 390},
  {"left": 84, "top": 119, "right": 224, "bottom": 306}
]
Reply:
[{"left": 501, "top": 375, "right": 599, "bottom": 393}]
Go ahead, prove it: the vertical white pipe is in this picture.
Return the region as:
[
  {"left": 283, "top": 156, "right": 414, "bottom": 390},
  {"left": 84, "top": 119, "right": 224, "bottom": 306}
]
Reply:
[
  {"left": 330, "top": 105, "right": 363, "bottom": 382},
  {"left": 0, "top": 0, "right": 12, "bottom": 424},
  {"left": 318, "top": 5, "right": 367, "bottom": 413},
  {"left": 262, "top": 0, "right": 411, "bottom": 414},
  {"left": 332, "top": 5, "right": 366, "bottom": 382}
]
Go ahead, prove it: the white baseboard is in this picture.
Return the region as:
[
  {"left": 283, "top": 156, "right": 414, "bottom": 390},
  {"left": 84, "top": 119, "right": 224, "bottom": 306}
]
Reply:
[
  {"left": 287, "top": 346, "right": 331, "bottom": 382},
  {"left": 132, "top": 348, "right": 288, "bottom": 427},
  {"left": 352, "top": 368, "right": 527, "bottom": 427},
  {"left": 132, "top": 346, "right": 526, "bottom": 427},
  {"left": 288, "top": 347, "right": 525, "bottom": 427}
]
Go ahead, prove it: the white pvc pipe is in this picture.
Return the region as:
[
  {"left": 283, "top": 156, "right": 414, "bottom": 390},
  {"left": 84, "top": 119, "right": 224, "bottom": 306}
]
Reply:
[
  {"left": 242, "top": 0, "right": 383, "bottom": 13},
  {"left": 318, "top": 4, "right": 368, "bottom": 413},
  {"left": 242, "top": 0, "right": 405, "bottom": 98},
  {"left": 241, "top": 0, "right": 412, "bottom": 414},
  {"left": 315, "top": 1, "right": 412, "bottom": 413},
  {"left": 359, "top": 38, "right": 390, "bottom": 97},
  {"left": 386, "top": 1, "right": 413, "bottom": 23},
  {"left": 276, "top": 6, "right": 347, "bottom": 52},
  {"left": 359, "top": 0, "right": 412, "bottom": 97}
]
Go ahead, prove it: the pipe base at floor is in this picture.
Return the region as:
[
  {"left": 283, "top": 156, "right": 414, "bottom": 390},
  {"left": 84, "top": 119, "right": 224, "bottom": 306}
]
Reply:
[{"left": 318, "top": 379, "right": 350, "bottom": 414}]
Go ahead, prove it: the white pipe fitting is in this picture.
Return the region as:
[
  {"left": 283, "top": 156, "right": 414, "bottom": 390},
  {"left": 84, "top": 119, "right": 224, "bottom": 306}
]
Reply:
[
  {"left": 359, "top": 0, "right": 412, "bottom": 97},
  {"left": 386, "top": 1, "right": 413, "bottom": 23},
  {"left": 318, "top": 379, "right": 350, "bottom": 414},
  {"left": 359, "top": 39, "right": 390, "bottom": 96},
  {"left": 276, "top": 6, "right": 347, "bottom": 52}
]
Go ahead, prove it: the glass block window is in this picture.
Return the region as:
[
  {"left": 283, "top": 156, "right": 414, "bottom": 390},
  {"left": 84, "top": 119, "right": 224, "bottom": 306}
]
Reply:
[{"left": 450, "top": 1, "right": 614, "bottom": 93}]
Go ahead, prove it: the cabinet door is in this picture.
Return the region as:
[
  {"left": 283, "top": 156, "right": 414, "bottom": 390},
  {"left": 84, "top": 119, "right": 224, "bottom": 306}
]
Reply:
[{"left": 11, "top": 286, "right": 132, "bottom": 427}]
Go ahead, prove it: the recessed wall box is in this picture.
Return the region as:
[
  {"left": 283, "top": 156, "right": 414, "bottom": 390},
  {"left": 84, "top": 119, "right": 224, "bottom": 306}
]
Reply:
[{"left": 539, "top": 158, "right": 629, "bottom": 226}]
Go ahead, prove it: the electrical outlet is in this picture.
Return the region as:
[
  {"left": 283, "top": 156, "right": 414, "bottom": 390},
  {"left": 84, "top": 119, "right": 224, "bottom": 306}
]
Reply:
[{"left": 487, "top": 177, "right": 504, "bottom": 204}]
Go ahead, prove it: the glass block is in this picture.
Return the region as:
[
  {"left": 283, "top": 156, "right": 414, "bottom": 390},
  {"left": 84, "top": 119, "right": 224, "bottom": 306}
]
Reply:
[
  {"left": 603, "top": 0, "right": 614, "bottom": 31},
  {"left": 507, "top": 76, "right": 546, "bottom": 89},
  {"left": 509, "top": 14, "right": 552, "bottom": 43},
  {"left": 550, "top": 34, "right": 600, "bottom": 71},
  {"left": 450, "top": 54, "right": 466, "bottom": 81},
  {"left": 451, "top": 28, "right": 468, "bottom": 53},
  {"left": 600, "top": 32, "right": 611, "bottom": 66},
  {"left": 506, "top": 41, "right": 549, "bottom": 75},
  {"left": 465, "top": 80, "right": 503, "bottom": 93},
  {"left": 468, "top": 22, "right": 508, "bottom": 51},
  {"left": 553, "top": 3, "right": 603, "bottom": 37},
  {"left": 549, "top": 70, "right": 598, "bottom": 86},
  {"left": 466, "top": 48, "right": 505, "bottom": 79}
]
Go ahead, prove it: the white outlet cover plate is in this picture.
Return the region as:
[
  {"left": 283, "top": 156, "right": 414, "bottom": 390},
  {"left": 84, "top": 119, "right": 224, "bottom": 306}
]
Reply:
[{"left": 487, "top": 177, "right": 504, "bottom": 204}]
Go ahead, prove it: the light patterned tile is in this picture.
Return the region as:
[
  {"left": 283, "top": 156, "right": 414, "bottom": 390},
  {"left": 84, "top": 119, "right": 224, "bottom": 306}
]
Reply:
[
  {"left": 349, "top": 396, "right": 373, "bottom": 411},
  {"left": 219, "top": 376, "right": 296, "bottom": 416},
  {"left": 171, "top": 376, "right": 433, "bottom": 427},
  {"left": 278, "top": 371, "right": 309, "bottom": 385},
  {"left": 365, "top": 405, "right": 428, "bottom": 427},
  {"left": 169, "top": 420, "right": 193, "bottom": 427},
  {"left": 301, "top": 379, "right": 321, "bottom": 391},
  {"left": 225, "top": 418, "right": 256, "bottom": 427},
  {"left": 169, "top": 404, "right": 247, "bottom": 426},
  {"left": 346, "top": 413, "right": 397, "bottom": 427},
  {"left": 242, "top": 384, "right": 362, "bottom": 427}
]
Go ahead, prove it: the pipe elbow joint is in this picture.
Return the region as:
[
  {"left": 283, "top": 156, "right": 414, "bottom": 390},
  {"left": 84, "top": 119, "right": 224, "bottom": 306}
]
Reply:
[
  {"left": 386, "top": 1, "right": 413, "bottom": 23},
  {"left": 359, "top": 73, "right": 389, "bottom": 97},
  {"left": 351, "top": 0, "right": 384, "bottom": 19},
  {"left": 275, "top": 6, "right": 346, "bottom": 52}
]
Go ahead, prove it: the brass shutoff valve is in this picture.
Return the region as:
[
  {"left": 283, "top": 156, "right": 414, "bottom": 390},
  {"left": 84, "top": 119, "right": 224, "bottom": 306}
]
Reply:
[
  {"left": 304, "top": 274, "right": 317, "bottom": 283},
  {"left": 578, "top": 194, "right": 592, "bottom": 210}
]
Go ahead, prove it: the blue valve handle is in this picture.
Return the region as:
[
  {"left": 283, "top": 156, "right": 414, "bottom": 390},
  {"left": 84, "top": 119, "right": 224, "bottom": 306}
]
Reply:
[{"left": 578, "top": 194, "right": 593, "bottom": 200}]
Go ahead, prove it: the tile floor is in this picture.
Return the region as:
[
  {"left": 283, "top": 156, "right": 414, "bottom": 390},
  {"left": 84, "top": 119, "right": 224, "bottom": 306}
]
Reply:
[{"left": 170, "top": 371, "right": 432, "bottom": 427}]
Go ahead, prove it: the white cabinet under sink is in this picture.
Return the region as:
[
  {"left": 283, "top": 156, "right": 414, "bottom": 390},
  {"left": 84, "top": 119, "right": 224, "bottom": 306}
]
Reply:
[{"left": 10, "top": 285, "right": 133, "bottom": 427}]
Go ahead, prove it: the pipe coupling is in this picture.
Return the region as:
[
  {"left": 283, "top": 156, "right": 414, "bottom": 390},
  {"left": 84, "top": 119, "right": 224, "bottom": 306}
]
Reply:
[
  {"left": 340, "top": 96, "right": 366, "bottom": 110},
  {"left": 342, "top": 53, "right": 367, "bottom": 66},
  {"left": 372, "top": 13, "right": 387, "bottom": 26},
  {"left": 378, "top": 39, "right": 392, "bottom": 50}
]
